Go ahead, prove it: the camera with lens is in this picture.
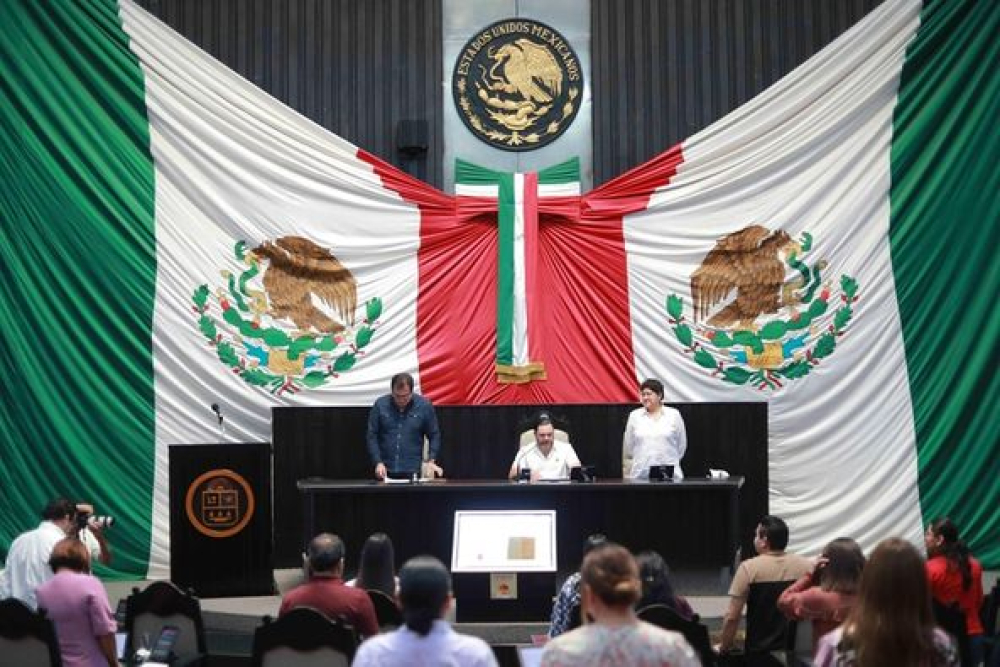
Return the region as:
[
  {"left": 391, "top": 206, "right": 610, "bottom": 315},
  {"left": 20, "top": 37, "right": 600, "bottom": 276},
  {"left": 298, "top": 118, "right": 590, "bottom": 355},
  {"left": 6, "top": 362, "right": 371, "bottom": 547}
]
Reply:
[{"left": 76, "top": 510, "right": 115, "bottom": 531}]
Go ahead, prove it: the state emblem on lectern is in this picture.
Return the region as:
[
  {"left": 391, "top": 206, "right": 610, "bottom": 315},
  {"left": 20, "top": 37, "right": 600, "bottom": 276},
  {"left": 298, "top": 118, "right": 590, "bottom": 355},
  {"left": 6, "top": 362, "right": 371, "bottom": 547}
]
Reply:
[{"left": 185, "top": 469, "right": 256, "bottom": 538}]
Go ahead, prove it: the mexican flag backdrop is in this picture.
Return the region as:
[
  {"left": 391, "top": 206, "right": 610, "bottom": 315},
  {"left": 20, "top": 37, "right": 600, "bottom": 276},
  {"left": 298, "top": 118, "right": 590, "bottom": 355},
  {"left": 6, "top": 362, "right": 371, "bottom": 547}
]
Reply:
[{"left": 1, "top": 0, "right": 996, "bottom": 578}]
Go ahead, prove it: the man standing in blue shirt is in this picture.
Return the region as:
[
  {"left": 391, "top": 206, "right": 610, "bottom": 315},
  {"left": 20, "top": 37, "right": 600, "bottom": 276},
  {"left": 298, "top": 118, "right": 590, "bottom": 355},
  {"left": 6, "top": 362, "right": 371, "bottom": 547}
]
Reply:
[{"left": 367, "top": 373, "right": 443, "bottom": 480}]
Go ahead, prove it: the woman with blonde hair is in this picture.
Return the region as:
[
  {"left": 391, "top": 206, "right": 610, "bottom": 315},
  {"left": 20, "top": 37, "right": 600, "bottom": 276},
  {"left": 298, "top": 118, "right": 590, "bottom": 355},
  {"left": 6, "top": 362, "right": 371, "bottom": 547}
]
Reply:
[
  {"left": 814, "top": 537, "right": 958, "bottom": 667},
  {"left": 541, "top": 542, "right": 698, "bottom": 667}
]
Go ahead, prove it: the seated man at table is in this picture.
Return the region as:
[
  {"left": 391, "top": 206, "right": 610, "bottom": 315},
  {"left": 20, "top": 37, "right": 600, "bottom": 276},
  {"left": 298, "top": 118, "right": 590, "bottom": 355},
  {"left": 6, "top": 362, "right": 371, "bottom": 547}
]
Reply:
[
  {"left": 280, "top": 532, "right": 380, "bottom": 638},
  {"left": 508, "top": 414, "right": 581, "bottom": 481}
]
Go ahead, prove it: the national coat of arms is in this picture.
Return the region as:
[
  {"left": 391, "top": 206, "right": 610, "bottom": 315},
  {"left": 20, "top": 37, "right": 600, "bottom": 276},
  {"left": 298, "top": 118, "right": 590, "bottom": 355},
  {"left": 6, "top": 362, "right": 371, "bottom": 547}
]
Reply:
[
  {"left": 452, "top": 18, "right": 582, "bottom": 150},
  {"left": 666, "top": 225, "right": 859, "bottom": 390},
  {"left": 192, "top": 237, "right": 382, "bottom": 394}
]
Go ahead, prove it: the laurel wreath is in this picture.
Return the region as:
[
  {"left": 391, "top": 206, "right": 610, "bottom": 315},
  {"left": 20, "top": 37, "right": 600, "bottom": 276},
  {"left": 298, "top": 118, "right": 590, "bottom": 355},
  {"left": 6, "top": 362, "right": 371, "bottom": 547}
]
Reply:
[
  {"left": 665, "top": 239, "right": 859, "bottom": 390},
  {"left": 192, "top": 241, "right": 382, "bottom": 394},
  {"left": 456, "top": 76, "right": 578, "bottom": 147}
]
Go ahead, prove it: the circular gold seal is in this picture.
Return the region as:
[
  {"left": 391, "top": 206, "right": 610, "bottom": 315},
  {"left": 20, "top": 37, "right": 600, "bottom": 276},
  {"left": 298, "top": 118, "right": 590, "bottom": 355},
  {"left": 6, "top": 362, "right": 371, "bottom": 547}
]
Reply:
[
  {"left": 452, "top": 19, "right": 583, "bottom": 151},
  {"left": 184, "top": 469, "right": 255, "bottom": 538}
]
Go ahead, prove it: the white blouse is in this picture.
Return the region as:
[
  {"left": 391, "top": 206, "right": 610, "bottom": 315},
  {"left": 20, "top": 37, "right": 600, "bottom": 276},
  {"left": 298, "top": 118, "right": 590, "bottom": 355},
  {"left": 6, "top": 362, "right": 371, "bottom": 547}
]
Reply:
[{"left": 623, "top": 406, "right": 687, "bottom": 479}]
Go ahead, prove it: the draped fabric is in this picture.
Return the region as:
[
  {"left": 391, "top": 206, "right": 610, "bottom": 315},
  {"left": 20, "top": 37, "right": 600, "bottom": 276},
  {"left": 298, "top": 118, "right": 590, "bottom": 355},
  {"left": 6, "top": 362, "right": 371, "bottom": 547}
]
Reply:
[
  {"left": 887, "top": 0, "right": 1000, "bottom": 556},
  {"left": 0, "top": 0, "right": 996, "bottom": 577},
  {"left": 0, "top": 0, "right": 157, "bottom": 576}
]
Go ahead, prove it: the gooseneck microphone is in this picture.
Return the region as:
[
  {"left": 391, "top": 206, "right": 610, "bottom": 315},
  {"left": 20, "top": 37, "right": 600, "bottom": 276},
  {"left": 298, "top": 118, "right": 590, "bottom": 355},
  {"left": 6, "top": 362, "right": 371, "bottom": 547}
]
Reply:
[{"left": 211, "top": 403, "right": 224, "bottom": 425}]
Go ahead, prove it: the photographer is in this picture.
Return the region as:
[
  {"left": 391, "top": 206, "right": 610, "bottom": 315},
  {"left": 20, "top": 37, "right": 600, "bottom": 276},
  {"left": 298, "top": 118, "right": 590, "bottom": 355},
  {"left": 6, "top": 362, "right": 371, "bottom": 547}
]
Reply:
[
  {"left": 0, "top": 497, "right": 77, "bottom": 609},
  {"left": 75, "top": 503, "right": 114, "bottom": 567}
]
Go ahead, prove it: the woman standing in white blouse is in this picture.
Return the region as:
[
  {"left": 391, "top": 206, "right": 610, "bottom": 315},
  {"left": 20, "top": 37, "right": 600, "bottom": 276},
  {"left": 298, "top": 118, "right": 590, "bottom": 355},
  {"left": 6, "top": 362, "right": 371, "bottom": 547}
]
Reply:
[{"left": 623, "top": 378, "right": 687, "bottom": 480}]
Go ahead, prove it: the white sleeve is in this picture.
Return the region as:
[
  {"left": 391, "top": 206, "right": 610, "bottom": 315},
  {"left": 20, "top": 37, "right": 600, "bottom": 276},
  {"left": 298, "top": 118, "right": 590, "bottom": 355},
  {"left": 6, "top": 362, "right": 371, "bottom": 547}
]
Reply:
[
  {"left": 674, "top": 410, "right": 688, "bottom": 460},
  {"left": 622, "top": 410, "right": 637, "bottom": 458},
  {"left": 80, "top": 528, "right": 102, "bottom": 561}
]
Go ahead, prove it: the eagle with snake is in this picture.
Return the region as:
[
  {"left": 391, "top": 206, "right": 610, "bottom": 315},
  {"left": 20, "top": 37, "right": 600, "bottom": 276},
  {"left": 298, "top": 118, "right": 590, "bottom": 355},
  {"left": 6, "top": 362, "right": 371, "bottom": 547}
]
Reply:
[
  {"left": 690, "top": 225, "right": 797, "bottom": 329},
  {"left": 251, "top": 236, "right": 357, "bottom": 334}
]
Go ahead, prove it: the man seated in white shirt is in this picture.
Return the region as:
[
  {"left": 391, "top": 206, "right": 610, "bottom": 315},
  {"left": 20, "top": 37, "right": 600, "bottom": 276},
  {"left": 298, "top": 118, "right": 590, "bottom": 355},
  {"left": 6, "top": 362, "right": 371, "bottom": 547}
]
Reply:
[{"left": 508, "top": 415, "right": 582, "bottom": 481}]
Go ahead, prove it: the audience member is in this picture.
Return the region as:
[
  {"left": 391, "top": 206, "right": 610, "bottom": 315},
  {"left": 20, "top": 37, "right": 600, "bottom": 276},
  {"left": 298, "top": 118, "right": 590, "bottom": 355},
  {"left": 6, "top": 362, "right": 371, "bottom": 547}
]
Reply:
[
  {"left": 777, "top": 536, "right": 865, "bottom": 651},
  {"left": 0, "top": 498, "right": 77, "bottom": 609},
  {"left": 540, "top": 542, "right": 699, "bottom": 667},
  {"left": 925, "top": 517, "right": 985, "bottom": 665},
  {"left": 352, "top": 555, "right": 498, "bottom": 667},
  {"left": 635, "top": 550, "right": 694, "bottom": 620},
  {"left": 814, "top": 537, "right": 958, "bottom": 667},
  {"left": 508, "top": 413, "right": 581, "bottom": 481},
  {"left": 279, "top": 532, "right": 379, "bottom": 638},
  {"left": 717, "top": 514, "right": 812, "bottom": 653},
  {"left": 35, "top": 538, "right": 119, "bottom": 667},
  {"left": 348, "top": 532, "right": 399, "bottom": 597},
  {"left": 549, "top": 533, "right": 608, "bottom": 638}
]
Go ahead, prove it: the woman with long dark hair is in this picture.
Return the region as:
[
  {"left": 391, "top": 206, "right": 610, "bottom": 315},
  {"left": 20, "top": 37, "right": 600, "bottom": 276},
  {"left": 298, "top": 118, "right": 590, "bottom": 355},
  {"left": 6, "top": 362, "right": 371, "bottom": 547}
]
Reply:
[
  {"left": 925, "top": 518, "right": 985, "bottom": 665},
  {"left": 350, "top": 532, "right": 398, "bottom": 596},
  {"left": 814, "top": 537, "right": 958, "bottom": 667},
  {"left": 778, "top": 537, "right": 865, "bottom": 651},
  {"left": 635, "top": 550, "right": 694, "bottom": 620}
]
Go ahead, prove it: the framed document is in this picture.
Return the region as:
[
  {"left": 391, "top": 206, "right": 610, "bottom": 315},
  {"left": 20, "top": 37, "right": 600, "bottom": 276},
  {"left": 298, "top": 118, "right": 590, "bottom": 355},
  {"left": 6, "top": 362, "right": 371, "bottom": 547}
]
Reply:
[{"left": 451, "top": 509, "right": 557, "bottom": 573}]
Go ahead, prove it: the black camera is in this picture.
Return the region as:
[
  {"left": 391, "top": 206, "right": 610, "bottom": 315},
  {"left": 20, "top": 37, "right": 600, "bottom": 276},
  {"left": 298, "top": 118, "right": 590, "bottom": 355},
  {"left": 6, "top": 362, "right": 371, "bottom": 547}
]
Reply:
[{"left": 76, "top": 511, "right": 115, "bottom": 531}]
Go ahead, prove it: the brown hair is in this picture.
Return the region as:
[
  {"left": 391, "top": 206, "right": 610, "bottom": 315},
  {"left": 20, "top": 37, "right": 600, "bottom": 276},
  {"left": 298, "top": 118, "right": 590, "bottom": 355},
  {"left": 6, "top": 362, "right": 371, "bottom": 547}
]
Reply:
[
  {"left": 48, "top": 538, "right": 90, "bottom": 574},
  {"left": 818, "top": 537, "right": 865, "bottom": 594},
  {"left": 841, "top": 538, "right": 939, "bottom": 667},
  {"left": 581, "top": 542, "right": 641, "bottom": 608}
]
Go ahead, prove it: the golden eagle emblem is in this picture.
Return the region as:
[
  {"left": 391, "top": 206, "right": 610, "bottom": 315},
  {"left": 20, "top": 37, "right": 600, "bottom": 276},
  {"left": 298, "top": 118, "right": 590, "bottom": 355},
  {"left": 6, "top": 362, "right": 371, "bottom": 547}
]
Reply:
[
  {"left": 691, "top": 225, "right": 797, "bottom": 329},
  {"left": 193, "top": 238, "right": 383, "bottom": 394},
  {"left": 251, "top": 236, "right": 357, "bottom": 334},
  {"left": 452, "top": 19, "right": 582, "bottom": 150},
  {"left": 666, "top": 226, "right": 859, "bottom": 390},
  {"left": 479, "top": 39, "right": 564, "bottom": 131}
]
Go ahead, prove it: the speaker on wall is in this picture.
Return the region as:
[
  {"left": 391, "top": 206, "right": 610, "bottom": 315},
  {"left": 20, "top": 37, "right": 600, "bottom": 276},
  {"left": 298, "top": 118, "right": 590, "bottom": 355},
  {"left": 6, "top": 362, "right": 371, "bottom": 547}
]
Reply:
[{"left": 396, "top": 119, "right": 428, "bottom": 158}]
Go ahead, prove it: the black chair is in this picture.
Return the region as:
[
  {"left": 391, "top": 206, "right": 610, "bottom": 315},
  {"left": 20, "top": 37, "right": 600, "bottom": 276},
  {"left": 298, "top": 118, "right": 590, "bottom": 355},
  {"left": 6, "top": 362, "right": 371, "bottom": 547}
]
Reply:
[
  {"left": 124, "top": 581, "right": 207, "bottom": 666},
  {"left": 366, "top": 589, "right": 402, "bottom": 632},
  {"left": 0, "top": 598, "right": 62, "bottom": 667},
  {"left": 251, "top": 606, "right": 359, "bottom": 667},
  {"left": 981, "top": 582, "right": 1000, "bottom": 665},
  {"left": 740, "top": 580, "right": 797, "bottom": 667},
  {"left": 637, "top": 603, "right": 718, "bottom": 667},
  {"left": 933, "top": 598, "right": 972, "bottom": 667}
]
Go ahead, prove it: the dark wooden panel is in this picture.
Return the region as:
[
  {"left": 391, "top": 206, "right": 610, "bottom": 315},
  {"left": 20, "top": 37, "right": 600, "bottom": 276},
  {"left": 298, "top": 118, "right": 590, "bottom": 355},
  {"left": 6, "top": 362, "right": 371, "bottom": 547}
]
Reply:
[
  {"left": 299, "top": 480, "right": 743, "bottom": 578},
  {"left": 272, "top": 403, "right": 767, "bottom": 567},
  {"left": 136, "top": 0, "right": 443, "bottom": 187}
]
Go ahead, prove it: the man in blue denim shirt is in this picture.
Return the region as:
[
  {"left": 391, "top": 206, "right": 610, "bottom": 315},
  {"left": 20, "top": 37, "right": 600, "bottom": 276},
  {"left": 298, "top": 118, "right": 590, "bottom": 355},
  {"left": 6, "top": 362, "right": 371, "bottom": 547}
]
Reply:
[{"left": 366, "top": 373, "right": 443, "bottom": 480}]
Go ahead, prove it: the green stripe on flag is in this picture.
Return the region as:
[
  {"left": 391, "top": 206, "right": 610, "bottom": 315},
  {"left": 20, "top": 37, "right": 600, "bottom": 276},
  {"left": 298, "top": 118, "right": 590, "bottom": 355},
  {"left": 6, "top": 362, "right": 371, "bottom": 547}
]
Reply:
[
  {"left": 496, "top": 173, "right": 515, "bottom": 366},
  {"left": 0, "top": 0, "right": 157, "bottom": 577},
  {"left": 890, "top": 0, "right": 1000, "bottom": 566},
  {"left": 537, "top": 157, "right": 581, "bottom": 186}
]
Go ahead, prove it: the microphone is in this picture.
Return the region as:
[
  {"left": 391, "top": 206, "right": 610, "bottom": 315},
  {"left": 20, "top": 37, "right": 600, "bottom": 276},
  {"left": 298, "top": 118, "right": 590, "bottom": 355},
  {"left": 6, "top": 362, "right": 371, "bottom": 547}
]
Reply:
[{"left": 211, "top": 403, "right": 224, "bottom": 425}]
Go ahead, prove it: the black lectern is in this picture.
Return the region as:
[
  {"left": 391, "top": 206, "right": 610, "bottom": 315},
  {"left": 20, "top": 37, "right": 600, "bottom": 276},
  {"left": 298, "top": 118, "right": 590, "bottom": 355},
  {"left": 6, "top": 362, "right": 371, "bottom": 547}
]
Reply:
[{"left": 169, "top": 442, "right": 274, "bottom": 597}]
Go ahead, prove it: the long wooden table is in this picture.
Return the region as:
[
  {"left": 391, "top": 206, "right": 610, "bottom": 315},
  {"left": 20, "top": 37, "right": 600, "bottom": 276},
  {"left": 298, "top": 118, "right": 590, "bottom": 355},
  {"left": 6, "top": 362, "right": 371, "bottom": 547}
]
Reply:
[{"left": 297, "top": 477, "right": 744, "bottom": 573}]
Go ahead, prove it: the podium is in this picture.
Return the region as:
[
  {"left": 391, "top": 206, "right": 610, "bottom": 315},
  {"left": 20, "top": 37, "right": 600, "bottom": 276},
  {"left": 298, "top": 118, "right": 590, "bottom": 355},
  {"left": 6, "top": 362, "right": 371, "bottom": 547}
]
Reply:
[
  {"left": 450, "top": 509, "right": 557, "bottom": 622},
  {"left": 169, "top": 442, "right": 275, "bottom": 597}
]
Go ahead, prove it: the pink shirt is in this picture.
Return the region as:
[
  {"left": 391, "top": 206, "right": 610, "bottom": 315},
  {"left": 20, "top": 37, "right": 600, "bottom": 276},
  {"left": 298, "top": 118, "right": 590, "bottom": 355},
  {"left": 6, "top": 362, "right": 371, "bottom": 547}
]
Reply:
[{"left": 36, "top": 570, "right": 117, "bottom": 667}]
